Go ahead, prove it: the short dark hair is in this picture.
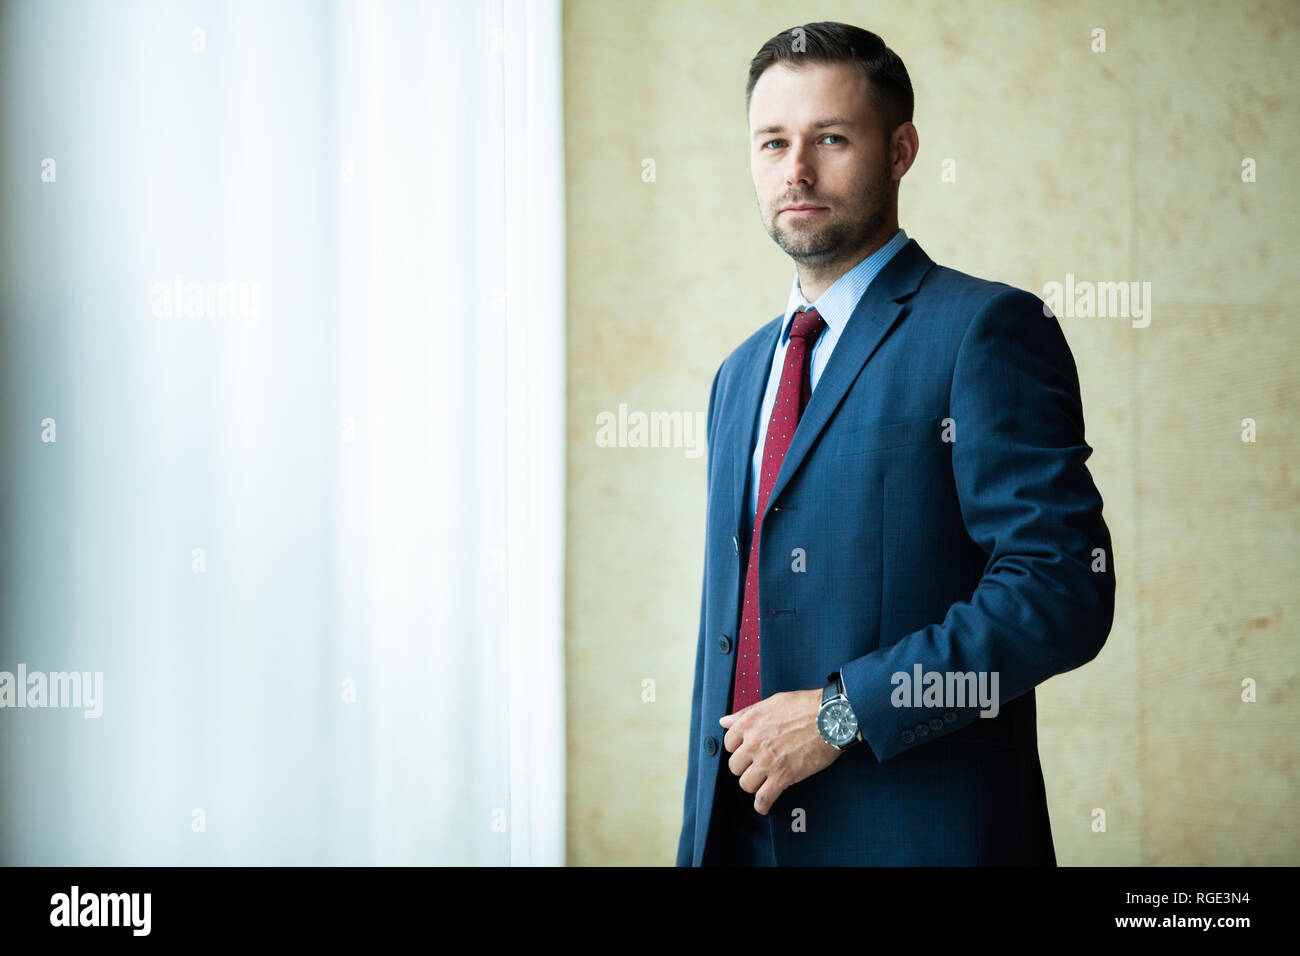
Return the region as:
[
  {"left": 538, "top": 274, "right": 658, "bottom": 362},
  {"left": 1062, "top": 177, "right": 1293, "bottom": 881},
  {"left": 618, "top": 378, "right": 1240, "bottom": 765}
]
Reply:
[{"left": 745, "top": 22, "right": 913, "bottom": 139}]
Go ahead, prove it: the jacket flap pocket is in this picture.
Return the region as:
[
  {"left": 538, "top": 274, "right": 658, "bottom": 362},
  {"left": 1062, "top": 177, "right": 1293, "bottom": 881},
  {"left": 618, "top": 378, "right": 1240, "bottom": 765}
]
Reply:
[{"left": 836, "top": 415, "right": 942, "bottom": 455}]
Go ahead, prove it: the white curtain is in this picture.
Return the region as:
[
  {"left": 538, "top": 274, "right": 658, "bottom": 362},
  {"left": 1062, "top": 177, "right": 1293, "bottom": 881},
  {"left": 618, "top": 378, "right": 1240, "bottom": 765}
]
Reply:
[{"left": 0, "top": 0, "right": 565, "bottom": 865}]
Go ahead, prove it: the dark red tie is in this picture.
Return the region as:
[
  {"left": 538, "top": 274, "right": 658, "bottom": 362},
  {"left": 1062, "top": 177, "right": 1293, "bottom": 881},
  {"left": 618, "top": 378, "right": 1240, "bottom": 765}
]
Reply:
[{"left": 732, "top": 307, "right": 827, "bottom": 712}]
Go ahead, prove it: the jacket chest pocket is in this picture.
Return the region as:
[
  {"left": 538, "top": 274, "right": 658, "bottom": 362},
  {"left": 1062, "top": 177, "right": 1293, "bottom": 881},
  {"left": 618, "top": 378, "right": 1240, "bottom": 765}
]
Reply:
[{"left": 834, "top": 415, "right": 944, "bottom": 457}]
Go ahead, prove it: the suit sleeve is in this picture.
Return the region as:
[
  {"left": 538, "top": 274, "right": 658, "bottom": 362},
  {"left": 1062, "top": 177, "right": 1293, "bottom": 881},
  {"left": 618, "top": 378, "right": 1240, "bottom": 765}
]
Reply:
[
  {"left": 839, "top": 287, "right": 1116, "bottom": 763},
  {"left": 676, "top": 362, "right": 723, "bottom": 865}
]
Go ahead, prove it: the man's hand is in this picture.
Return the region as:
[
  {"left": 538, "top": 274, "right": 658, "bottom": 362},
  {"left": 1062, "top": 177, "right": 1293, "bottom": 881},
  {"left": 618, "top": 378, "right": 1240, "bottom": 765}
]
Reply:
[{"left": 718, "top": 688, "right": 843, "bottom": 815}]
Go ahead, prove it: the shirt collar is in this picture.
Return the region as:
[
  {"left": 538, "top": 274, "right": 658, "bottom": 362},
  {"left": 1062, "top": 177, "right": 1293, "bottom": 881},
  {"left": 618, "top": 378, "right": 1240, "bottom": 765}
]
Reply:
[{"left": 779, "top": 228, "right": 909, "bottom": 344}]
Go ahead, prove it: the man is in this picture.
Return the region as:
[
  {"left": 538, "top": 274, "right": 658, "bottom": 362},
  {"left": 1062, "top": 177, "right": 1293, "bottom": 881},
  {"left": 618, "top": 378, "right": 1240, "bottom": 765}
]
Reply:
[{"left": 676, "top": 22, "right": 1115, "bottom": 866}]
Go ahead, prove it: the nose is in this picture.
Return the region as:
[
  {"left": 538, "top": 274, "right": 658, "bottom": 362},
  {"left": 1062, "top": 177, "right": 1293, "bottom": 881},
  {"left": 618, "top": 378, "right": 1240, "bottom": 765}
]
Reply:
[{"left": 783, "top": 138, "right": 816, "bottom": 190}]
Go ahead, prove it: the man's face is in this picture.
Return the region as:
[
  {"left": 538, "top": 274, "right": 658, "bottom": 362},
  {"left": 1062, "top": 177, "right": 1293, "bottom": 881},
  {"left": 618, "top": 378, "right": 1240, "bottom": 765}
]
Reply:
[{"left": 749, "top": 61, "right": 895, "bottom": 267}]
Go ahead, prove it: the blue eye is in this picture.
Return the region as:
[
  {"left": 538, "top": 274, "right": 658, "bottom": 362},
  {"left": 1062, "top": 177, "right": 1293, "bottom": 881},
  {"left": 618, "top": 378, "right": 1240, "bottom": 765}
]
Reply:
[{"left": 762, "top": 135, "right": 844, "bottom": 150}]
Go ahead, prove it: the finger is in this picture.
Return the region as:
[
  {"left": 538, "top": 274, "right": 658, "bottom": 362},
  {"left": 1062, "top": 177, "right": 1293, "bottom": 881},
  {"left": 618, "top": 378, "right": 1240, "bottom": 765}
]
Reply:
[
  {"left": 728, "top": 749, "right": 753, "bottom": 778},
  {"left": 753, "top": 779, "right": 783, "bottom": 816},
  {"left": 722, "top": 725, "right": 744, "bottom": 754},
  {"left": 723, "top": 700, "right": 757, "bottom": 726},
  {"left": 738, "top": 763, "right": 767, "bottom": 796}
]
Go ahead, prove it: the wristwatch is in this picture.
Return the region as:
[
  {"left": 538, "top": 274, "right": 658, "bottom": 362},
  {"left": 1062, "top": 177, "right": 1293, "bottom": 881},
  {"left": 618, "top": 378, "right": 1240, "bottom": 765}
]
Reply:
[{"left": 817, "top": 671, "right": 862, "bottom": 751}]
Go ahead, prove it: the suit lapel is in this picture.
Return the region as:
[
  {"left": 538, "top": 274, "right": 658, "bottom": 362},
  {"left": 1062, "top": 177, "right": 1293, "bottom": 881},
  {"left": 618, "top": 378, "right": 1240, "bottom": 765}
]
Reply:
[
  {"left": 757, "top": 239, "right": 935, "bottom": 528},
  {"left": 729, "top": 318, "right": 782, "bottom": 543}
]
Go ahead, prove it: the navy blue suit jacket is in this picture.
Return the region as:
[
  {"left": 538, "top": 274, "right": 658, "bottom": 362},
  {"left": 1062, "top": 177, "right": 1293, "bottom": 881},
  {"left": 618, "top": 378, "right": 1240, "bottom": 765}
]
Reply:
[{"left": 676, "top": 238, "right": 1115, "bottom": 866}]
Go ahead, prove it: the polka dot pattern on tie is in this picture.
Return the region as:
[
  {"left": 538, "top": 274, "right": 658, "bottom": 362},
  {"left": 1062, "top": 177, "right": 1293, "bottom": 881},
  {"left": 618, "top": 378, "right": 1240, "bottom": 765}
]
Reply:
[{"left": 732, "top": 307, "right": 827, "bottom": 713}]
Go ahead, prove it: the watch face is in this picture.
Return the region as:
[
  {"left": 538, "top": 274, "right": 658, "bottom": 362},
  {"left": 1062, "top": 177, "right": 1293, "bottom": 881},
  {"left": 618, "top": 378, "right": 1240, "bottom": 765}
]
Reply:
[{"left": 818, "top": 700, "right": 858, "bottom": 746}]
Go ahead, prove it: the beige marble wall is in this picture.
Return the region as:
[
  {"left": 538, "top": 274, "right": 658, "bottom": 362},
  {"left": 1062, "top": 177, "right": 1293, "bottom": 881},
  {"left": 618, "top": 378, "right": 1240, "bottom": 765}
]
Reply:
[{"left": 563, "top": 0, "right": 1299, "bottom": 865}]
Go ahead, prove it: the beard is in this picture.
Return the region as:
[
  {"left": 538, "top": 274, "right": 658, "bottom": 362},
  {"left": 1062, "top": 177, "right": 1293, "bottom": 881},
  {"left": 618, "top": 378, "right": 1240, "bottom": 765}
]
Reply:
[{"left": 764, "top": 164, "right": 893, "bottom": 268}]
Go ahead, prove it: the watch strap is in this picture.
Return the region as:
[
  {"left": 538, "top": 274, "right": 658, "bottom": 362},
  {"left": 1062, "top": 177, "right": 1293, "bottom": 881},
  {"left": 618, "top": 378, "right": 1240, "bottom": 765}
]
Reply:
[{"left": 822, "top": 671, "right": 842, "bottom": 706}]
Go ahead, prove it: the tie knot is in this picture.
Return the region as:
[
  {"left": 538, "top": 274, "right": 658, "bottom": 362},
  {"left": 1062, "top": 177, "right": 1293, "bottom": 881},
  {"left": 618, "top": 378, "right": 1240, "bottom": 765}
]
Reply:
[{"left": 790, "top": 306, "right": 825, "bottom": 342}]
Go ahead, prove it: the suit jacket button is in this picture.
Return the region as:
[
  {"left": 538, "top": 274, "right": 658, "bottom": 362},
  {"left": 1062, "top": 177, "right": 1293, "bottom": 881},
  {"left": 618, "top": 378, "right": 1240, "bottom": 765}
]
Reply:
[
  {"left": 732, "top": 536, "right": 739, "bottom": 555},
  {"left": 717, "top": 635, "right": 732, "bottom": 654},
  {"left": 703, "top": 736, "right": 718, "bottom": 756},
  {"left": 928, "top": 718, "right": 944, "bottom": 731},
  {"left": 901, "top": 729, "right": 915, "bottom": 744},
  {"left": 914, "top": 723, "right": 929, "bottom": 738},
  {"left": 943, "top": 711, "right": 957, "bottom": 723}
]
